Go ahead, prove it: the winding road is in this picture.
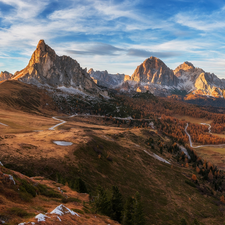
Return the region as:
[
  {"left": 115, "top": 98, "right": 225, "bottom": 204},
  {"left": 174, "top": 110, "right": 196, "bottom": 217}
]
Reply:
[{"left": 185, "top": 123, "right": 225, "bottom": 148}]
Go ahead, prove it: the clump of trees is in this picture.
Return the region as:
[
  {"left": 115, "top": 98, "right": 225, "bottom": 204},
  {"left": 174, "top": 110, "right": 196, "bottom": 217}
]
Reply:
[{"left": 92, "top": 185, "right": 145, "bottom": 224}]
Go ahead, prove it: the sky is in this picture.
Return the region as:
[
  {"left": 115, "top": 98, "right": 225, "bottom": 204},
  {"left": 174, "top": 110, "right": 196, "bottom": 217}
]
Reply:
[{"left": 0, "top": 0, "right": 225, "bottom": 77}]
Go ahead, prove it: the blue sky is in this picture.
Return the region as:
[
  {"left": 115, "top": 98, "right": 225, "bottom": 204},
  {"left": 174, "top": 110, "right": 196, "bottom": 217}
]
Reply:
[{"left": 1, "top": 0, "right": 225, "bottom": 77}]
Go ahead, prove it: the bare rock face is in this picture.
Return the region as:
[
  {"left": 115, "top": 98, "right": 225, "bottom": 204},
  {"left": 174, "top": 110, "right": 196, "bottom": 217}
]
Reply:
[
  {"left": 174, "top": 61, "right": 196, "bottom": 77},
  {"left": 12, "top": 40, "right": 105, "bottom": 96},
  {"left": 131, "top": 56, "right": 178, "bottom": 86},
  {"left": 88, "top": 69, "right": 125, "bottom": 88},
  {"left": 174, "top": 61, "right": 225, "bottom": 96},
  {"left": 0, "top": 71, "right": 13, "bottom": 81}
]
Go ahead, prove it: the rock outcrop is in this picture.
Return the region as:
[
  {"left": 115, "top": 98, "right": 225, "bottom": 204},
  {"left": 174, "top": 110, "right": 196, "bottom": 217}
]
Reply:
[
  {"left": 174, "top": 62, "right": 225, "bottom": 97},
  {"left": 0, "top": 71, "right": 13, "bottom": 81},
  {"left": 88, "top": 69, "right": 125, "bottom": 88},
  {"left": 115, "top": 58, "right": 225, "bottom": 98},
  {"left": 11, "top": 40, "right": 107, "bottom": 96},
  {"left": 131, "top": 56, "right": 178, "bottom": 86}
]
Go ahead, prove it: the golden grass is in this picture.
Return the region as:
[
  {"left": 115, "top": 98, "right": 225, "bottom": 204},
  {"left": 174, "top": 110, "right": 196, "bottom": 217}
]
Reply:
[
  {"left": 0, "top": 109, "right": 58, "bottom": 134},
  {"left": 173, "top": 114, "right": 213, "bottom": 124},
  {"left": 195, "top": 146, "right": 225, "bottom": 170}
]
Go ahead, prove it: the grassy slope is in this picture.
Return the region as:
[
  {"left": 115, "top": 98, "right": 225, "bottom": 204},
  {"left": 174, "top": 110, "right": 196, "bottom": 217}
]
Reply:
[
  {"left": 0, "top": 85, "right": 225, "bottom": 224},
  {"left": 0, "top": 165, "right": 119, "bottom": 225},
  {"left": 0, "top": 80, "right": 57, "bottom": 114},
  {"left": 1, "top": 118, "right": 225, "bottom": 224}
]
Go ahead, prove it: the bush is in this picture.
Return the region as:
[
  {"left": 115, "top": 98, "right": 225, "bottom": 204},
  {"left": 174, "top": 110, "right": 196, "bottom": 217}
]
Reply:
[
  {"left": 73, "top": 178, "right": 88, "bottom": 193},
  {"left": 62, "top": 197, "right": 81, "bottom": 203},
  {"left": 180, "top": 218, "right": 187, "bottom": 225},
  {"left": 185, "top": 180, "right": 196, "bottom": 188},
  {"left": 20, "top": 179, "right": 37, "bottom": 197},
  {"left": 36, "top": 184, "right": 62, "bottom": 198},
  {"left": 8, "top": 207, "right": 34, "bottom": 218}
]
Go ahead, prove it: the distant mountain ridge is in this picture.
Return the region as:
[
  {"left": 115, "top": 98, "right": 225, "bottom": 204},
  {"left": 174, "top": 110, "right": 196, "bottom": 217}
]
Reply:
[
  {"left": 90, "top": 57, "right": 225, "bottom": 98},
  {"left": 88, "top": 69, "right": 126, "bottom": 88}
]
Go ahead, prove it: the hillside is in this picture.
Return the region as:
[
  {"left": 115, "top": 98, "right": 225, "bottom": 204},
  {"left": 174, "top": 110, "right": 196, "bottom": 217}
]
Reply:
[
  {"left": 2, "top": 80, "right": 225, "bottom": 224},
  {"left": 0, "top": 162, "right": 119, "bottom": 225},
  {"left": 1, "top": 100, "right": 225, "bottom": 224},
  {"left": 0, "top": 80, "right": 57, "bottom": 114}
]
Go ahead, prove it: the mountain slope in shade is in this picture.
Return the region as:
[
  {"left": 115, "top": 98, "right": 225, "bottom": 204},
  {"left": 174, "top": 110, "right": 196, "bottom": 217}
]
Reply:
[
  {"left": 11, "top": 40, "right": 108, "bottom": 97},
  {"left": 0, "top": 71, "right": 13, "bottom": 81}
]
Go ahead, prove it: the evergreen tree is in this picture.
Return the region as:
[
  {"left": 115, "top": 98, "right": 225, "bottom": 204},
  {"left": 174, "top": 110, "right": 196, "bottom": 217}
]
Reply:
[
  {"left": 193, "top": 219, "right": 200, "bottom": 225},
  {"left": 160, "top": 147, "right": 163, "bottom": 154},
  {"left": 133, "top": 192, "right": 145, "bottom": 225},
  {"left": 74, "top": 178, "right": 87, "bottom": 193},
  {"left": 110, "top": 186, "right": 123, "bottom": 223},
  {"left": 122, "top": 196, "right": 134, "bottom": 225},
  {"left": 180, "top": 218, "right": 188, "bottom": 225},
  {"left": 94, "top": 186, "right": 111, "bottom": 216}
]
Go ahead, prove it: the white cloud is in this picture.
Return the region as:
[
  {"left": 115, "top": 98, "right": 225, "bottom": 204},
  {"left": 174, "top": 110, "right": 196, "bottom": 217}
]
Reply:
[{"left": 174, "top": 6, "right": 225, "bottom": 31}]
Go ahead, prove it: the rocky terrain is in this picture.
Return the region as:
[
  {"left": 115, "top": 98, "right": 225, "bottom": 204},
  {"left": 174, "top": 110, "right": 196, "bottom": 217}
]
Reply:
[
  {"left": 88, "top": 68, "right": 125, "bottom": 88},
  {"left": 130, "top": 56, "right": 178, "bottom": 86},
  {"left": 174, "top": 61, "right": 225, "bottom": 97},
  {"left": 90, "top": 57, "right": 225, "bottom": 98},
  {"left": 0, "top": 71, "right": 13, "bottom": 81},
  {"left": 11, "top": 40, "right": 108, "bottom": 97}
]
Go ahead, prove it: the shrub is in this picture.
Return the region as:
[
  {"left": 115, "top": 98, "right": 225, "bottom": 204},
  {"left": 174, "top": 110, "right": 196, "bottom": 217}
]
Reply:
[
  {"left": 20, "top": 179, "right": 37, "bottom": 197},
  {"left": 8, "top": 207, "right": 34, "bottom": 218},
  {"left": 36, "top": 184, "right": 62, "bottom": 198},
  {"left": 180, "top": 218, "right": 187, "bottom": 225},
  {"left": 185, "top": 180, "right": 196, "bottom": 188},
  {"left": 62, "top": 197, "right": 81, "bottom": 203}
]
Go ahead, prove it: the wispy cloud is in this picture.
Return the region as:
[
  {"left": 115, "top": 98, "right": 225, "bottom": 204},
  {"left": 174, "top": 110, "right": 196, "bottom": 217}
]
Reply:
[
  {"left": 66, "top": 43, "right": 124, "bottom": 56},
  {"left": 174, "top": 6, "right": 225, "bottom": 31},
  {"left": 0, "top": 0, "right": 225, "bottom": 77}
]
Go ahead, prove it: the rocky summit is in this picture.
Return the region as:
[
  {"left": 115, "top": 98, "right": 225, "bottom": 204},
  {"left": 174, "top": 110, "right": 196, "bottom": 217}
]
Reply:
[
  {"left": 0, "top": 71, "right": 13, "bottom": 81},
  {"left": 11, "top": 40, "right": 107, "bottom": 97},
  {"left": 174, "top": 61, "right": 225, "bottom": 97},
  {"left": 130, "top": 56, "right": 178, "bottom": 86}
]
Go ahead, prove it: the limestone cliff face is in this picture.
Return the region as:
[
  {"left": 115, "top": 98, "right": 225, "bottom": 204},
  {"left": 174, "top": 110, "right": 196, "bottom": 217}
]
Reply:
[
  {"left": 174, "top": 61, "right": 225, "bottom": 97},
  {"left": 0, "top": 71, "right": 13, "bottom": 81},
  {"left": 88, "top": 69, "right": 125, "bottom": 88},
  {"left": 174, "top": 61, "right": 196, "bottom": 77},
  {"left": 131, "top": 57, "right": 178, "bottom": 86},
  {"left": 12, "top": 40, "right": 105, "bottom": 95}
]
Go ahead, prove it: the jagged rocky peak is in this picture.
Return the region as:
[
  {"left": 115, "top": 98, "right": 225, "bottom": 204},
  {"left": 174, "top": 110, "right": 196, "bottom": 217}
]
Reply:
[
  {"left": 0, "top": 71, "right": 13, "bottom": 81},
  {"left": 88, "top": 68, "right": 125, "bottom": 88},
  {"left": 131, "top": 56, "right": 178, "bottom": 86},
  {"left": 11, "top": 40, "right": 106, "bottom": 96},
  {"left": 174, "top": 61, "right": 195, "bottom": 76}
]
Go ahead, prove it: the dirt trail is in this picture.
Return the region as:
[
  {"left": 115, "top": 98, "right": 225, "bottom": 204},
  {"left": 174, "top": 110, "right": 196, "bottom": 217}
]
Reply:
[{"left": 185, "top": 123, "right": 225, "bottom": 148}]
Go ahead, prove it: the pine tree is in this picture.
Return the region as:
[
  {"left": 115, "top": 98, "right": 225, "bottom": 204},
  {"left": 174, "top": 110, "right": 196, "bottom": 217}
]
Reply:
[
  {"left": 133, "top": 192, "right": 145, "bottom": 225},
  {"left": 94, "top": 186, "right": 111, "bottom": 216},
  {"left": 74, "top": 178, "right": 87, "bottom": 193},
  {"left": 122, "top": 196, "right": 134, "bottom": 225},
  {"left": 180, "top": 218, "right": 187, "bottom": 225},
  {"left": 193, "top": 219, "right": 200, "bottom": 225},
  {"left": 110, "top": 186, "right": 123, "bottom": 223}
]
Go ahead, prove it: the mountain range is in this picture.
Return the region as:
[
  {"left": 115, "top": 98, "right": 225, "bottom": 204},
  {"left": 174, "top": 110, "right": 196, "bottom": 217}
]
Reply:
[
  {"left": 89, "top": 56, "right": 225, "bottom": 98},
  {"left": 1, "top": 40, "right": 225, "bottom": 100},
  {"left": 7, "top": 40, "right": 108, "bottom": 98}
]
